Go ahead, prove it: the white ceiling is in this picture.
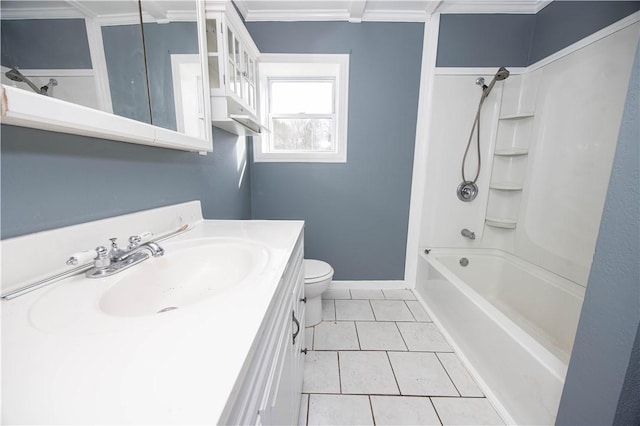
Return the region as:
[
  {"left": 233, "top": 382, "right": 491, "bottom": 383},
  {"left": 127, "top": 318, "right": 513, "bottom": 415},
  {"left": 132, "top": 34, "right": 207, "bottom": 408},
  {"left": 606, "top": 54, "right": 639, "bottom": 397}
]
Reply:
[{"left": 234, "top": 0, "right": 553, "bottom": 22}]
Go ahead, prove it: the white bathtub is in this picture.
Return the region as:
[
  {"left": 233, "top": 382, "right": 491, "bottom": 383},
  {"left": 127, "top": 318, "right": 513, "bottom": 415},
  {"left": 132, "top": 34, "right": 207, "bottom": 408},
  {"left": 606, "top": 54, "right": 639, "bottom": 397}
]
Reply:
[{"left": 416, "top": 248, "right": 585, "bottom": 425}]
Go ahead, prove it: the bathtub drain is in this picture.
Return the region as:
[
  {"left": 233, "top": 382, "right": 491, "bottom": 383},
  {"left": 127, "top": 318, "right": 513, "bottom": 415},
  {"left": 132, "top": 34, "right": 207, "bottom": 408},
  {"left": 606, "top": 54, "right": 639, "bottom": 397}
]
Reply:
[
  {"left": 459, "top": 258, "right": 469, "bottom": 267},
  {"left": 157, "top": 307, "right": 178, "bottom": 313}
]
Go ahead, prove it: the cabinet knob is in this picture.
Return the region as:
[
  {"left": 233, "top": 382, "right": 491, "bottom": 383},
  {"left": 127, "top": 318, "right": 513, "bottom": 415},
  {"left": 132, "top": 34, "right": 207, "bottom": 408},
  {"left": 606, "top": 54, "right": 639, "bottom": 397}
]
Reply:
[
  {"left": 301, "top": 348, "right": 308, "bottom": 355},
  {"left": 300, "top": 297, "right": 307, "bottom": 303}
]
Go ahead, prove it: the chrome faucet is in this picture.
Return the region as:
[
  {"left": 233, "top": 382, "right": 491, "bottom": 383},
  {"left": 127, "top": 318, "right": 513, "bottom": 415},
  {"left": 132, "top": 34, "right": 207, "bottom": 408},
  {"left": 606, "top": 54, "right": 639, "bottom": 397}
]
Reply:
[
  {"left": 109, "top": 237, "right": 164, "bottom": 262},
  {"left": 78, "top": 235, "right": 164, "bottom": 279},
  {"left": 461, "top": 228, "right": 476, "bottom": 240}
]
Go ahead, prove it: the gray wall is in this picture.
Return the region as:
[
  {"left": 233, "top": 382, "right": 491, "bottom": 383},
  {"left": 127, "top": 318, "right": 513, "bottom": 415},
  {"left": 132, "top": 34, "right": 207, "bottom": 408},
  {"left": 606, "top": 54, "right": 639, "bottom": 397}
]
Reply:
[
  {"left": 0, "top": 125, "right": 252, "bottom": 239},
  {"left": 555, "top": 44, "right": 639, "bottom": 426},
  {"left": 1, "top": 19, "right": 92, "bottom": 69},
  {"left": 437, "top": 14, "right": 534, "bottom": 67},
  {"left": 530, "top": 1, "right": 640, "bottom": 64},
  {"left": 614, "top": 323, "right": 640, "bottom": 424},
  {"left": 436, "top": 1, "right": 640, "bottom": 67},
  {"left": 246, "top": 22, "right": 424, "bottom": 280}
]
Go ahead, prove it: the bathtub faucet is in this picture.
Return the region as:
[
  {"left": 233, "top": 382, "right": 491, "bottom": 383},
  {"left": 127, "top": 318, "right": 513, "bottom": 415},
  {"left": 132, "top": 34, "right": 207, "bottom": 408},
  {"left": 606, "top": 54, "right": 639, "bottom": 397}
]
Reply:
[{"left": 461, "top": 228, "right": 476, "bottom": 240}]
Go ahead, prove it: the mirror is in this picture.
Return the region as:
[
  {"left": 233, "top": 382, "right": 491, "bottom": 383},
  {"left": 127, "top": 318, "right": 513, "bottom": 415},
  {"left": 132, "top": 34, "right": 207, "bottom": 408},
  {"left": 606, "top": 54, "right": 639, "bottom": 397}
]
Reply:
[
  {"left": 0, "top": 0, "right": 209, "bottom": 142},
  {"left": 139, "top": 0, "right": 208, "bottom": 140}
]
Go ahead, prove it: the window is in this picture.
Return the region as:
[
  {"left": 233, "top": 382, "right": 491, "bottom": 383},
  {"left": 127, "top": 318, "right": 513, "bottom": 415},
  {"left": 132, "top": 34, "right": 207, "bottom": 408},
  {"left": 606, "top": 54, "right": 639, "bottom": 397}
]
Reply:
[{"left": 254, "top": 54, "right": 349, "bottom": 163}]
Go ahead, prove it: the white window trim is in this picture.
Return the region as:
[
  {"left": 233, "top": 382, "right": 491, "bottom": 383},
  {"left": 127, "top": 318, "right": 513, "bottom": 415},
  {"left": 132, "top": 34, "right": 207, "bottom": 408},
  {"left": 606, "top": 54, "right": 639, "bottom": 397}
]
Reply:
[{"left": 254, "top": 53, "right": 349, "bottom": 163}]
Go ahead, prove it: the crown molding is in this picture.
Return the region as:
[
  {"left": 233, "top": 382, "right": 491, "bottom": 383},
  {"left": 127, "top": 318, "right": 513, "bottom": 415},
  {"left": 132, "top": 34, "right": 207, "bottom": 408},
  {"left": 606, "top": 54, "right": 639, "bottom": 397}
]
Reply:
[
  {"left": 436, "top": 0, "right": 552, "bottom": 14},
  {"left": 0, "top": 6, "right": 83, "bottom": 20},
  {"left": 361, "top": 10, "right": 429, "bottom": 23},
  {"left": 236, "top": 0, "right": 554, "bottom": 22},
  {"left": 243, "top": 9, "right": 351, "bottom": 22}
]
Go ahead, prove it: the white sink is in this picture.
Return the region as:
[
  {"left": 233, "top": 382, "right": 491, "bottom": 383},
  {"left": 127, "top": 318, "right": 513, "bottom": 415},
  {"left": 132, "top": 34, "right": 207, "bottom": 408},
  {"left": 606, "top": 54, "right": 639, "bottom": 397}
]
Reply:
[{"left": 99, "top": 238, "right": 269, "bottom": 317}]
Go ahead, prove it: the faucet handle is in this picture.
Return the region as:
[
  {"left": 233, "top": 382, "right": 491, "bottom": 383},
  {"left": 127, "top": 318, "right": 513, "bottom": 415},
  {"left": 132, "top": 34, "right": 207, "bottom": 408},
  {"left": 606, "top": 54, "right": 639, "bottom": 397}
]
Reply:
[
  {"left": 66, "top": 249, "right": 97, "bottom": 266},
  {"left": 127, "top": 232, "right": 153, "bottom": 250},
  {"left": 94, "top": 246, "right": 110, "bottom": 267},
  {"left": 128, "top": 235, "right": 142, "bottom": 250}
]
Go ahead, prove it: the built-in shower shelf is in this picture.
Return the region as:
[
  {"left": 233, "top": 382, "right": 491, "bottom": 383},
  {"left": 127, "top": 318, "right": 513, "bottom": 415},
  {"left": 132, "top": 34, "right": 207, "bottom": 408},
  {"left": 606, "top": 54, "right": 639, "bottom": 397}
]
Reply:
[
  {"left": 485, "top": 217, "right": 518, "bottom": 229},
  {"left": 494, "top": 148, "right": 529, "bottom": 156},
  {"left": 490, "top": 182, "right": 523, "bottom": 191},
  {"left": 499, "top": 112, "right": 535, "bottom": 120}
]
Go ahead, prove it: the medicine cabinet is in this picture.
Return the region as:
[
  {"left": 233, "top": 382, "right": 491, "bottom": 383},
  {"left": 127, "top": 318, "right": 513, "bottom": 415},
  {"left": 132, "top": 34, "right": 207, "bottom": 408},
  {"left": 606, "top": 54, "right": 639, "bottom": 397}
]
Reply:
[{"left": 0, "top": 0, "right": 212, "bottom": 152}]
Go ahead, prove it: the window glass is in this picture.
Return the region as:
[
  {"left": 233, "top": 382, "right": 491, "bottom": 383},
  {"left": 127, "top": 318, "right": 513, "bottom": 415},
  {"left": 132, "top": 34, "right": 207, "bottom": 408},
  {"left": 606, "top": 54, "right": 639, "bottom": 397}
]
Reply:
[
  {"left": 271, "top": 118, "right": 334, "bottom": 152},
  {"left": 270, "top": 80, "right": 334, "bottom": 114}
]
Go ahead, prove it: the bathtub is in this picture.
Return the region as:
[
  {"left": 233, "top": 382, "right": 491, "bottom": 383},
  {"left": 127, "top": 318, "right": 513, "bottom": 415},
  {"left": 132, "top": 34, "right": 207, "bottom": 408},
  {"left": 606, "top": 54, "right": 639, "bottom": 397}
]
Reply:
[{"left": 415, "top": 248, "right": 585, "bottom": 425}]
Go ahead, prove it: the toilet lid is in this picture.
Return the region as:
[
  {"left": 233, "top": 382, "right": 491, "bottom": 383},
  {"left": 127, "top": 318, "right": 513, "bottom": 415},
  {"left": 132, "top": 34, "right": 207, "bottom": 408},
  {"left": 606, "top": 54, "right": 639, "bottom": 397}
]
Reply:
[{"left": 304, "top": 259, "right": 334, "bottom": 283}]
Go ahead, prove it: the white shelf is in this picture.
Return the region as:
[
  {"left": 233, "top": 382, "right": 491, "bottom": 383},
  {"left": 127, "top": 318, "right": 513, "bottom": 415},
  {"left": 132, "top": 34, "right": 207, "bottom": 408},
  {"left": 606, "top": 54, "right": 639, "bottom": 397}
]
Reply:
[
  {"left": 485, "top": 217, "right": 517, "bottom": 229},
  {"left": 494, "top": 148, "right": 529, "bottom": 156},
  {"left": 499, "top": 112, "right": 535, "bottom": 120},
  {"left": 1, "top": 85, "right": 212, "bottom": 152},
  {"left": 490, "top": 182, "right": 523, "bottom": 191},
  {"left": 486, "top": 217, "right": 517, "bottom": 229}
]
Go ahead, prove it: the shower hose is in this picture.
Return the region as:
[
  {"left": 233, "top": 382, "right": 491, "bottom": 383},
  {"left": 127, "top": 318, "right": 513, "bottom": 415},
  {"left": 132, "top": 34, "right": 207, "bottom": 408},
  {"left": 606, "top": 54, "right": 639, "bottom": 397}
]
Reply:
[{"left": 461, "top": 92, "right": 488, "bottom": 186}]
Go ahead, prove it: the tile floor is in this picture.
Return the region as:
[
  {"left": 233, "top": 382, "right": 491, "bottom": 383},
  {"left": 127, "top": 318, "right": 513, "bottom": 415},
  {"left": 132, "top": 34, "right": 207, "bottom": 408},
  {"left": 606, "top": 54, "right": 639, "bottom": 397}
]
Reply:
[{"left": 300, "top": 288, "right": 505, "bottom": 426}]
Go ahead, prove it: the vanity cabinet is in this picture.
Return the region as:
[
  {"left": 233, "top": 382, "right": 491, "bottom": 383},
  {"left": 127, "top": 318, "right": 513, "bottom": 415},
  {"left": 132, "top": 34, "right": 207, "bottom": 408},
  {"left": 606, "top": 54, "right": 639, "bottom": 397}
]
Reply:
[
  {"left": 220, "top": 233, "right": 305, "bottom": 425},
  {"left": 204, "top": 1, "right": 262, "bottom": 136}
]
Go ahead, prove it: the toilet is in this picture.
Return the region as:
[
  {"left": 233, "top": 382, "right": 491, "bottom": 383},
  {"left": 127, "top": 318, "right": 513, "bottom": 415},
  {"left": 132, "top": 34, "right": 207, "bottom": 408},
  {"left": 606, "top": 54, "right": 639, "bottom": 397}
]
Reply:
[{"left": 304, "top": 259, "right": 334, "bottom": 327}]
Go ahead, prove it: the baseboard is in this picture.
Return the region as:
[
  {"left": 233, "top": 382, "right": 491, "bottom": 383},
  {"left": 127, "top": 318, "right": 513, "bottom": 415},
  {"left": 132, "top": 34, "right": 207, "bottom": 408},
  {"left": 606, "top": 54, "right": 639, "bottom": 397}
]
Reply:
[{"left": 329, "top": 280, "right": 410, "bottom": 290}]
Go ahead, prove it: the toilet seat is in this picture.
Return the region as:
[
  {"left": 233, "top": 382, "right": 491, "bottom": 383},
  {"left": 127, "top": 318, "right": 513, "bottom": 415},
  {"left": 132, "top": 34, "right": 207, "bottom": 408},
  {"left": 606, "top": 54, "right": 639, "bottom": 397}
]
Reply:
[{"left": 304, "top": 259, "right": 333, "bottom": 284}]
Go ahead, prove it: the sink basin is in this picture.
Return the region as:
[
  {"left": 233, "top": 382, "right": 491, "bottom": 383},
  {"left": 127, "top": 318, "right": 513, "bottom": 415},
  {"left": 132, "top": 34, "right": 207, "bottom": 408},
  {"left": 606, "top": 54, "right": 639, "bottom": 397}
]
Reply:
[{"left": 99, "top": 238, "right": 269, "bottom": 317}]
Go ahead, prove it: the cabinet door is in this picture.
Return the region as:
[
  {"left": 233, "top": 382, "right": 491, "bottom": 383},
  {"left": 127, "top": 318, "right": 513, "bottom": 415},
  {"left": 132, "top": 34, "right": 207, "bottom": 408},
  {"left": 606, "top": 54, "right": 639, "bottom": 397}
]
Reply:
[
  {"left": 226, "top": 26, "right": 237, "bottom": 97},
  {"left": 259, "top": 309, "right": 295, "bottom": 426},
  {"left": 291, "top": 266, "right": 306, "bottom": 423},
  {"left": 205, "top": 17, "right": 222, "bottom": 92},
  {"left": 247, "top": 54, "right": 257, "bottom": 111}
]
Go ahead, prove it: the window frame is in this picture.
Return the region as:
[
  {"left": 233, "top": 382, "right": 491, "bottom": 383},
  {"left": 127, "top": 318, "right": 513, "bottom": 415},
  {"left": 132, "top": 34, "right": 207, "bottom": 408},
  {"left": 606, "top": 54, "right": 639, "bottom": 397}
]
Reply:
[{"left": 254, "top": 54, "right": 349, "bottom": 163}]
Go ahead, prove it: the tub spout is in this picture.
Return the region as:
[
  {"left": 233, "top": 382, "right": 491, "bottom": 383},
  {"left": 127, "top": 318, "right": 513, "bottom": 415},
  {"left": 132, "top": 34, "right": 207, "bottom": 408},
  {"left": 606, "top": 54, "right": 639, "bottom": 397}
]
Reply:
[{"left": 461, "top": 228, "right": 476, "bottom": 240}]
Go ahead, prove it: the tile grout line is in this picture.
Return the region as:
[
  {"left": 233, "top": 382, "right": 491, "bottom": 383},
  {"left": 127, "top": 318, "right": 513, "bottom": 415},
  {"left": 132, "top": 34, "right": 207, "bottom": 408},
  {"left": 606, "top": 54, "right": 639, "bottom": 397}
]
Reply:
[
  {"left": 404, "top": 299, "right": 419, "bottom": 321},
  {"left": 394, "top": 321, "right": 410, "bottom": 351},
  {"left": 369, "top": 299, "right": 378, "bottom": 322},
  {"left": 385, "top": 350, "right": 403, "bottom": 396},
  {"left": 435, "top": 352, "right": 462, "bottom": 397},
  {"left": 298, "top": 390, "right": 481, "bottom": 397},
  {"left": 353, "top": 321, "right": 362, "bottom": 350},
  {"left": 336, "top": 351, "right": 343, "bottom": 394},
  {"left": 368, "top": 395, "right": 377, "bottom": 426},
  {"left": 428, "top": 396, "right": 445, "bottom": 426},
  {"left": 304, "top": 393, "right": 310, "bottom": 426}
]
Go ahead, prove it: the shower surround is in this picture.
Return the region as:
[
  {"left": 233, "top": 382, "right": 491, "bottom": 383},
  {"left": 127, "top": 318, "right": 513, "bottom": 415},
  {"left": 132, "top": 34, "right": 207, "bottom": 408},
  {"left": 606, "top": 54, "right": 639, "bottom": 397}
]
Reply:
[{"left": 413, "top": 16, "right": 640, "bottom": 425}]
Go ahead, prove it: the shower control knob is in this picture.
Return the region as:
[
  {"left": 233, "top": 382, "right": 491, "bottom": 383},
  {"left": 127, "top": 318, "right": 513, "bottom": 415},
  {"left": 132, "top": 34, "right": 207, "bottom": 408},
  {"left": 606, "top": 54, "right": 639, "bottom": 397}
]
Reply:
[{"left": 457, "top": 181, "right": 479, "bottom": 202}]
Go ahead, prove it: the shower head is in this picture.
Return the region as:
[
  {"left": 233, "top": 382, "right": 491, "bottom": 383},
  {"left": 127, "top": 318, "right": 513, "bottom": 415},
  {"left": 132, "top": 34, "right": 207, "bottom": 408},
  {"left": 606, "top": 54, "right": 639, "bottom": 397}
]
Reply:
[
  {"left": 495, "top": 66, "right": 510, "bottom": 81},
  {"left": 482, "top": 66, "right": 510, "bottom": 98},
  {"left": 5, "top": 67, "right": 26, "bottom": 82},
  {"left": 4, "top": 67, "right": 52, "bottom": 95}
]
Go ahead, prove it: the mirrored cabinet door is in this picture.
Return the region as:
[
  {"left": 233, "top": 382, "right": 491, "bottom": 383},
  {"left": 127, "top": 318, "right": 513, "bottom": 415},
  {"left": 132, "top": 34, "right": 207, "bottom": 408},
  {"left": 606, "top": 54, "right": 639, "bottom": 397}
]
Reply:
[
  {"left": 139, "top": 0, "right": 209, "bottom": 141},
  {"left": 1, "top": 0, "right": 212, "bottom": 150},
  {"left": 0, "top": 0, "right": 150, "bottom": 122}
]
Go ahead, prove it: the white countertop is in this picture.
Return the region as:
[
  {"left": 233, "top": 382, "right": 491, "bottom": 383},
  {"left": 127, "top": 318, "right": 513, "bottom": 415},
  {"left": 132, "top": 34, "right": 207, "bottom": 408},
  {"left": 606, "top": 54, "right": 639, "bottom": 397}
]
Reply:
[{"left": 1, "top": 219, "right": 304, "bottom": 425}]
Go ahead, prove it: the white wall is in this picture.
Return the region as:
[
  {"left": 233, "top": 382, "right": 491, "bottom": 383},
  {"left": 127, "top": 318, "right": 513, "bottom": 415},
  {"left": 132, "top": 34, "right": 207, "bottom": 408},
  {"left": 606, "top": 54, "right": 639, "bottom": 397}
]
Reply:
[{"left": 419, "top": 21, "right": 640, "bottom": 286}]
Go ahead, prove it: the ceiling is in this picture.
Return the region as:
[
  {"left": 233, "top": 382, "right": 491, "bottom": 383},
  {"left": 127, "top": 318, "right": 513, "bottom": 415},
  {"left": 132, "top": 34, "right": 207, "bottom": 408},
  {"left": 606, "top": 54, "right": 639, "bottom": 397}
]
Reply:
[{"left": 234, "top": 0, "right": 552, "bottom": 22}]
